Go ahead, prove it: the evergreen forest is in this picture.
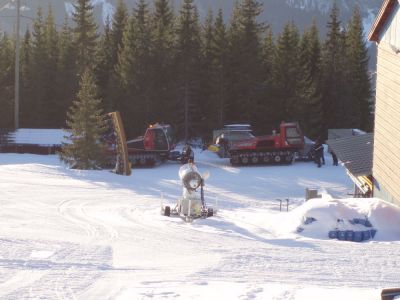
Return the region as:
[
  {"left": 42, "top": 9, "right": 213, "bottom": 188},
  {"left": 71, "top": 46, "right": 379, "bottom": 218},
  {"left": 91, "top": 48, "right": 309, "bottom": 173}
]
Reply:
[{"left": 0, "top": 0, "right": 373, "bottom": 141}]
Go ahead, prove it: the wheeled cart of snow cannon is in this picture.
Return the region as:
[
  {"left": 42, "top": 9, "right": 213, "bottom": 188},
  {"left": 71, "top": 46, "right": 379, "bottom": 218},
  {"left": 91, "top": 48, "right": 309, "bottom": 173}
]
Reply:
[{"left": 161, "top": 163, "right": 214, "bottom": 222}]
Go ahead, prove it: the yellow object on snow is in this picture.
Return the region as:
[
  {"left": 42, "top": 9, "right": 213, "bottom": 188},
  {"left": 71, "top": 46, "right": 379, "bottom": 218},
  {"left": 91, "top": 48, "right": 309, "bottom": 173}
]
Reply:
[{"left": 208, "top": 144, "right": 220, "bottom": 153}]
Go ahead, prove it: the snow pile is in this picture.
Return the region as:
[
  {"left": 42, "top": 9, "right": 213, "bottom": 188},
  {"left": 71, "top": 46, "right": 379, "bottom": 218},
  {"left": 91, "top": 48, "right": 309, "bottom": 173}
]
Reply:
[{"left": 285, "top": 196, "right": 400, "bottom": 241}]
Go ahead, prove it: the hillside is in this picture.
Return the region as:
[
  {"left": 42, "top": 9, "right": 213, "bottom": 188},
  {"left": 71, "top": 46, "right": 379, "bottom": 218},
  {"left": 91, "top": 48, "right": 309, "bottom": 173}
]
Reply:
[{"left": 0, "top": 0, "right": 381, "bottom": 36}]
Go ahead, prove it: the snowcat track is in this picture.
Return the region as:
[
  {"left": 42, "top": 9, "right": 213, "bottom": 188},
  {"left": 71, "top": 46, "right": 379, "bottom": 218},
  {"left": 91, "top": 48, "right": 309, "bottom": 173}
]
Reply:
[
  {"left": 229, "top": 150, "right": 295, "bottom": 166},
  {"left": 128, "top": 153, "right": 164, "bottom": 167}
]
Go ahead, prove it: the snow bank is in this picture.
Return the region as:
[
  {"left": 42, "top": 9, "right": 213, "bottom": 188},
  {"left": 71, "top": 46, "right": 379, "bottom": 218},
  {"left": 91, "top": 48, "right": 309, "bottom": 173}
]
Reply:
[{"left": 282, "top": 196, "right": 400, "bottom": 241}]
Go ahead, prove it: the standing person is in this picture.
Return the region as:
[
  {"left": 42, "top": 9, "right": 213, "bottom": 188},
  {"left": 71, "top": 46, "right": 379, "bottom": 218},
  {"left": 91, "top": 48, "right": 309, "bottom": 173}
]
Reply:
[
  {"left": 331, "top": 150, "right": 338, "bottom": 166},
  {"left": 181, "top": 144, "right": 194, "bottom": 164},
  {"left": 319, "top": 140, "right": 325, "bottom": 165},
  {"left": 314, "top": 142, "right": 324, "bottom": 168}
]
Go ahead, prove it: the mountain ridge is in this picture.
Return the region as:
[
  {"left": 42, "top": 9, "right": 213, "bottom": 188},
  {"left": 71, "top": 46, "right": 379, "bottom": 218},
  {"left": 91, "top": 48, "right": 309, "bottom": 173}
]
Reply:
[{"left": 0, "top": 0, "right": 381, "bottom": 36}]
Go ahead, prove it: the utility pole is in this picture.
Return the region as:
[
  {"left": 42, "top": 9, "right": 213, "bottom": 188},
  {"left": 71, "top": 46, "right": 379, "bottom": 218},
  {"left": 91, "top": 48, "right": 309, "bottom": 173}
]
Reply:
[{"left": 14, "top": 0, "right": 20, "bottom": 129}]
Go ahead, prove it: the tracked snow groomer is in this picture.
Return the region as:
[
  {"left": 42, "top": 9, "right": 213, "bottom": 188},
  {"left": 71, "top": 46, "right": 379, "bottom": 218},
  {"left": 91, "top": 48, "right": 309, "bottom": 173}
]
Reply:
[
  {"left": 227, "top": 122, "right": 305, "bottom": 166},
  {"left": 161, "top": 163, "right": 214, "bottom": 222},
  {"left": 126, "top": 123, "right": 177, "bottom": 167},
  {"left": 103, "top": 116, "right": 191, "bottom": 168}
]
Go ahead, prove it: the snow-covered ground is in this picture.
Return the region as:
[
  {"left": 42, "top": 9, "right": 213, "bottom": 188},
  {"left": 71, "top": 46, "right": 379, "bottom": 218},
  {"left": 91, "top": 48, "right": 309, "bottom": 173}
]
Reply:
[{"left": 0, "top": 150, "right": 399, "bottom": 299}]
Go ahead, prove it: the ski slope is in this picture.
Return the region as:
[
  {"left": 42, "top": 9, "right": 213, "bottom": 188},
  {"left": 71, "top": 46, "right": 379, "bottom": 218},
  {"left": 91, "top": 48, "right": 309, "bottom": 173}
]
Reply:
[{"left": 0, "top": 150, "right": 399, "bottom": 300}]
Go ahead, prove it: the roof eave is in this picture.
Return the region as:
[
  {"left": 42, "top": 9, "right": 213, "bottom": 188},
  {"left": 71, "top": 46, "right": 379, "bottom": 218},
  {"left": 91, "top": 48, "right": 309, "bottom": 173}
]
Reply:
[{"left": 368, "top": 0, "right": 397, "bottom": 42}]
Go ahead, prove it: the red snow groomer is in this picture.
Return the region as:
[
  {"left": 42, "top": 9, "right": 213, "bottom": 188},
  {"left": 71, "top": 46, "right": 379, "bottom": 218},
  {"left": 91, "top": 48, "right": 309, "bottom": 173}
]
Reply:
[
  {"left": 228, "top": 122, "right": 305, "bottom": 165},
  {"left": 126, "top": 123, "right": 176, "bottom": 167}
]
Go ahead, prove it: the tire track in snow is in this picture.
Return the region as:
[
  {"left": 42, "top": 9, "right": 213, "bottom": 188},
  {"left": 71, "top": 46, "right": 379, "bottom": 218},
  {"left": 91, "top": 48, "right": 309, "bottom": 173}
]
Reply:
[
  {"left": 58, "top": 199, "right": 119, "bottom": 243},
  {"left": 0, "top": 238, "right": 112, "bottom": 300},
  {"left": 58, "top": 199, "right": 97, "bottom": 238}
]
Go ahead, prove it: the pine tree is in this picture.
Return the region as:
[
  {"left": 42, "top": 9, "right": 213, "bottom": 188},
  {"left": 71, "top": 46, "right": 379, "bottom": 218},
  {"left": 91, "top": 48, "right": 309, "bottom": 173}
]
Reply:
[
  {"left": 256, "top": 26, "right": 275, "bottom": 131},
  {"left": 116, "top": 0, "right": 153, "bottom": 137},
  {"left": 346, "top": 5, "right": 372, "bottom": 131},
  {"left": 57, "top": 18, "right": 77, "bottom": 127},
  {"left": 72, "top": 0, "right": 98, "bottom": 75},
  {"left": 95, "top": 18, "right": 114, "bottom": 111},
  {"left": 321, "top": 2, "right": 348, "bottom": 136},
  {"left": 41, "top": 5, "right": 59, "bottom": 127},
  {"left": 212, "top": 9, "right": 229, "bottom": 128},
  {"left": 174, "top": 0, "right": 202, "bottom": 140},
  {"left": 151, "top": 0, "right": 175, "bottom": 123},
  {"left": 20, "top": 29, "right": 33, "bottom": 127},
  {"left": 226, "top": 0, "right": 265, "bottom": 127},
  {"left": 199, "top": 9, "right": 215, "bottom": 138},
  {"left": 26, "top": 6, "right": 60, "bottom": 128},
  {"left": 116, "top": 13, "right": 136, "bottom": 135},
  {"left": 99, "top": 0, "right": 128, "bottom": 114},
  {"left": 0, "top": 32, "right": 14, "bottom": 128},
  {"left": 298, "top": 20, "right": 323, "bottom": 139},
  {"left": 106, "top": 0, "right": 128, "bottom": 112},
  {"left": 111, "top": 0, "right": 128, "bottom": 65},
  {"left": 60, "top": 68, "right": 107, "bottom": 170},
  {"left": 29, "top": 7, "right": 47, "bottom": 127},
  {"left": 273, "top": 22, "right": 301, "bottom": 123},
  {"left": 134, "top": 0, "right": 156, "bottom": 125}
]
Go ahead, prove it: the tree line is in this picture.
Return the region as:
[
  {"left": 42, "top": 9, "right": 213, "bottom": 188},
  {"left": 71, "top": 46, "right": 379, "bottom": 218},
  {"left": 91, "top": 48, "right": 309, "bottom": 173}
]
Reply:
[{"left": 0, "top": 0, "right": 372, "bottom": 141}]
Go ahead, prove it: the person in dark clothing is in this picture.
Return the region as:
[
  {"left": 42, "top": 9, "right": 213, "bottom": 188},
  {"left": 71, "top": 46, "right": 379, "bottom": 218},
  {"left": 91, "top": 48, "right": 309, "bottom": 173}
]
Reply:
[
  {"left": 181, "top": 144, "right": 194, "bottom": 164},
  {"left": 319, "top": 141, "right": 325, "bottom": 165},
  {"left": 331, "top": 150, "right": 338, "bottom": 166},
  {"left": 314, "top": 142, "right": 324, "bottom": 168}
]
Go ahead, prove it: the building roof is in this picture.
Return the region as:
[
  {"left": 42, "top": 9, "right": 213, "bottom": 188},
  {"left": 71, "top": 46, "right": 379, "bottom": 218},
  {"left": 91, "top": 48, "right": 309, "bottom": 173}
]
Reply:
[
  {"left": 326, "top": 133, "right": 374, "bottom": 177},
  {"left": 328, "top": 129, "right": 365, "bottom": 140},
  {"left": 2, "top": 129, "right": 66, "bottom": 146},
  {"left": 369, "top": 0, "right": 398, "bottom": 42}
]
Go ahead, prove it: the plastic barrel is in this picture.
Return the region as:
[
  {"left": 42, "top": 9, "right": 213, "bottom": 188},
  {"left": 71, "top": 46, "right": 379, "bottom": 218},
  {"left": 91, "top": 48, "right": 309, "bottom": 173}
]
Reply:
[
  {"left": 354, "top": 231, "right": 363, "bottom": 242},
  {"left": 346, "top": 230, "right": 354, "bottom": 241},
  {"left": 363, "top": 230, "right": 371, "bottom": 241},
  {"left": 338, "top": 231, "right": 346, "bottom": 241},
  {"left": 328, "top": 230, "right": 338, "bottom": 239}
]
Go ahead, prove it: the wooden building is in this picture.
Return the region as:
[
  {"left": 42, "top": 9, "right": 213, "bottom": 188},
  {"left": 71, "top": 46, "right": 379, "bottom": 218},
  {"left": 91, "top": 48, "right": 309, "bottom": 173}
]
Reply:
[
  {"left": 327, "top": 133, "right": 374, "bottom": 198},
  {"left": 369, "top": 0, "right": 400, "bottom": 206}
]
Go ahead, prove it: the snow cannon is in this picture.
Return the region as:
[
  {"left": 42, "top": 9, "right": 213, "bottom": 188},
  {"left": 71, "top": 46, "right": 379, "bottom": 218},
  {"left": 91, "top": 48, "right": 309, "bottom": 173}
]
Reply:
[
  {"left": 179, "top": 163, "right": 202, "bottom": 191},
  {"left": 161, "top": 163, "right": 213, "bottom": 222}
]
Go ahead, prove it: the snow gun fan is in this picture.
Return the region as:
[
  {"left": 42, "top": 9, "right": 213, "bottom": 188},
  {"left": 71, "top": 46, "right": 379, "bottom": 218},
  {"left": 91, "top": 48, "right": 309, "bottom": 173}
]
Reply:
[{"left": 161, "top": 163, "right": 214, "bottom": 223}]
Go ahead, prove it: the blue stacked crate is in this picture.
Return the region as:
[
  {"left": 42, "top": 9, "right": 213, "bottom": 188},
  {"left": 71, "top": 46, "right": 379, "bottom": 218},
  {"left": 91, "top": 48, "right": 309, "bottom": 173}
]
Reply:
[{"left": 328, "top": 217, "right": 377, "bottom": 242}]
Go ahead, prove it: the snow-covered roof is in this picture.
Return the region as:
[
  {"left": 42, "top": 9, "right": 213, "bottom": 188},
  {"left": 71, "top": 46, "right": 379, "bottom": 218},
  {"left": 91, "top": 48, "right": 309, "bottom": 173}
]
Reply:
[
  {"left": 327, "top": 133, "right": 373, "bottom": 177},
  {"left": 222, "top": 124, "right": 252, "bottom": 130},
  {"left": 7, "top": 129, "right": 67, "bottom": 146}
]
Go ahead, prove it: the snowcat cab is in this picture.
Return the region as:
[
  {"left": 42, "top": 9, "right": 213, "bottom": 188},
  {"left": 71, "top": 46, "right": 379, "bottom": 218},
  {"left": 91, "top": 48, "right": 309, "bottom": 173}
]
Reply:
[
  {"left": 142, "top": 124, "right": 174, "bottom": 151},
  {"left": 280, "top": 122, "right": 304, "bottom": 147}
]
